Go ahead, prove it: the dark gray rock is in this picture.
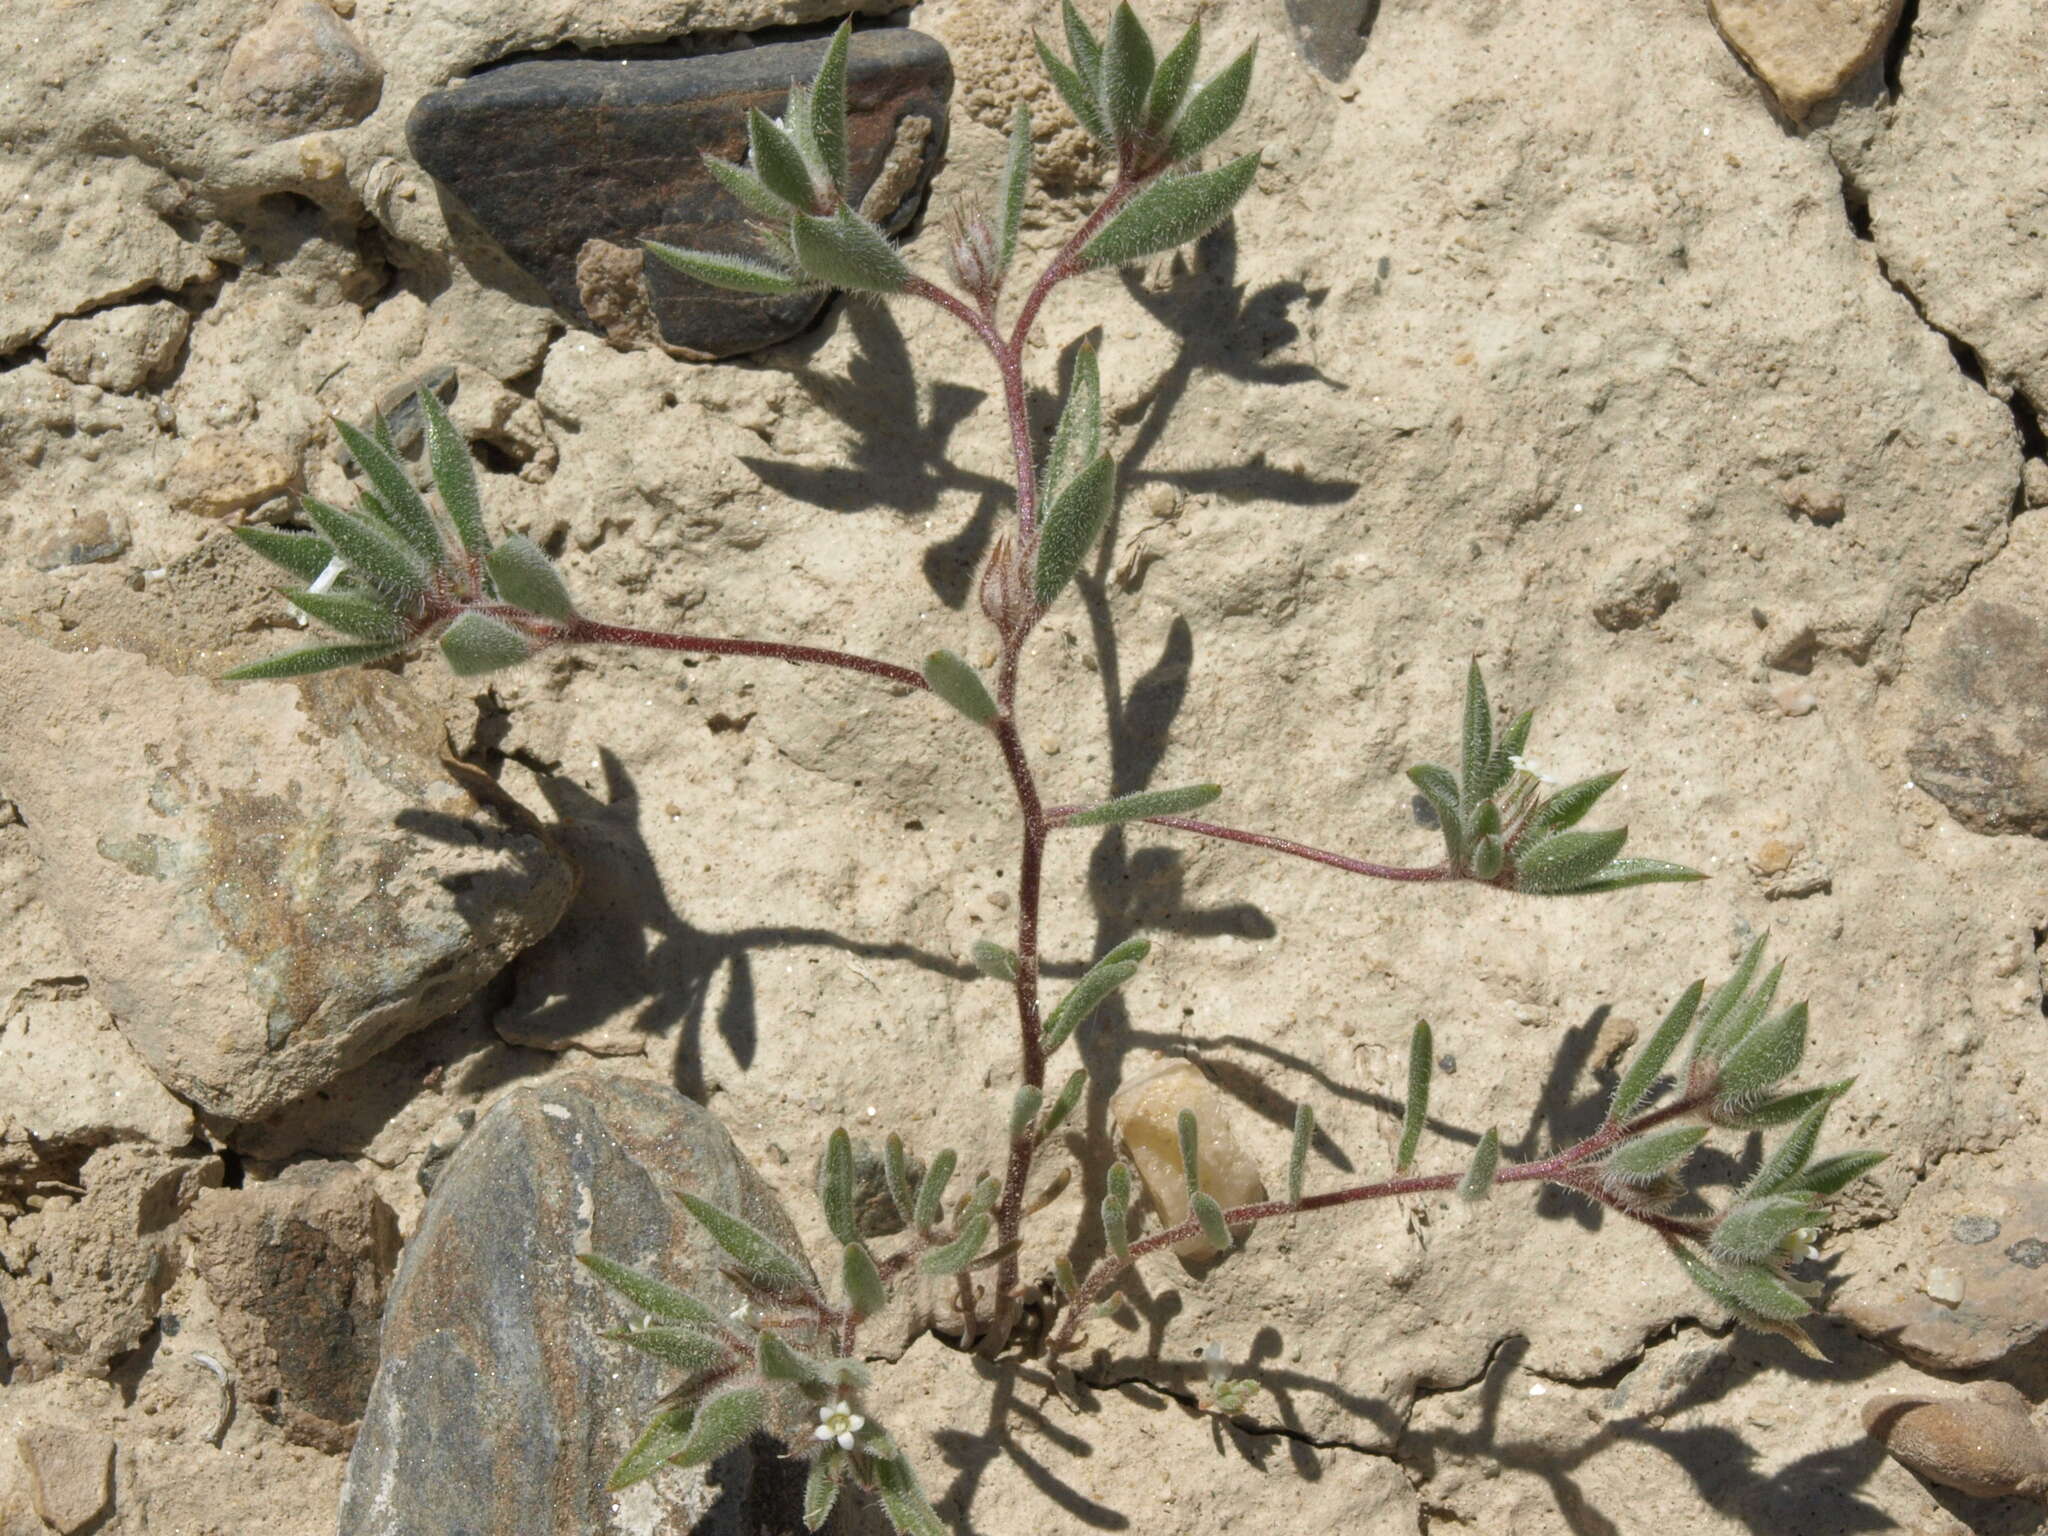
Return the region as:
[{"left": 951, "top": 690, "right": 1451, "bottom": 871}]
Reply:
[
  {"left": 182, "top": 1160, "right": 400, "bottom": 1452},
  {"left": 408, "top": 31, "right": 952, "bottom": 359},
  {"left": 340, "top": 1073, "right": 815, "bottom": 1535},
  {"left": 1906, "top": 600, "right": 2048, "bottom": 836},
  {"left": 1286, "top": 0, "right": 1377, "bottom": 80}
]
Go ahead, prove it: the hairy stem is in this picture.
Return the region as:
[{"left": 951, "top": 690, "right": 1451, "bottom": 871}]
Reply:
[
  {"left": 1047, "top": 1091, "right": 1715, "bottom": 1355},
  {"left": 553, "top": 617, "right": 926, "bottom": 691},
  {"left": 1041, "top": 808, "right": 1456, "bottom": 882}
]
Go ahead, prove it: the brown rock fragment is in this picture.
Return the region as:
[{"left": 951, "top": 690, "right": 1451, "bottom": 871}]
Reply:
[
  {"left": 220, "top": 0, "right": 383, "bottom": 138},
  {"left": 1905, "top": 601, "right": 2048, "bottom": 837},
  {"left": 14, "top": 1425, "right": 114, "bottom": 1535},
  {"left": 164, "top": 432, "right": 297, "bottom": 517},
  {"left": 182, "top": 1161, "right": 400, "bottom": 1451},
  {"left": 1863, "top": 1381, "right": 2048, "bottom": 1501},
  {"left": 1710, "top": 0, "right": 1906, "bottom": 120}
]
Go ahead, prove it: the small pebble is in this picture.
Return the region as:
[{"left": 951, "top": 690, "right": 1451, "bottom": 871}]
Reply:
[{"left": 1924, "top": 1265, "right": 1965, "bottom": 1306}]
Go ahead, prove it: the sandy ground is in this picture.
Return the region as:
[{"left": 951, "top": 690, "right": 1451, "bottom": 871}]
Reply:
[{"left": 2, "top": 0, "right": 2045, "bottom": 1530}]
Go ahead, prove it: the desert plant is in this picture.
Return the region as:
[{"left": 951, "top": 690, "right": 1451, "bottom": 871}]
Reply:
[{"left": 224, "top": 7, "right": 1886, "bottom": 1530}]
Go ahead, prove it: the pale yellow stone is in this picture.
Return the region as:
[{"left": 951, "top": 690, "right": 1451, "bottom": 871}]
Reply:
[
  {"left": 1110, "top": 1058, "right": 1267, "bottom": 1260},
  {"left": 1710, "top": 0, "right": 1906, "bottom": 121}
]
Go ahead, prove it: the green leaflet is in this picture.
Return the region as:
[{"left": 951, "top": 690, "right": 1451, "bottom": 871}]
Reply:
[
  {"left": 1458, "top": 1127, "right": 1500, "bottom": 1201},
  {"left": 1061, "top": 781, "right": 1219, "bottom": 827},
  {"left": 704, "top": 155, "right": 797, "bottom": 219},
  {"left": 1177, "top": 1107, "right": 1201, "bottom": 1198},
  {"left": 1789, "top": 1150, "right": 1887, "bottom": 1197},
  {"left": 997, "top": 105, "right": 1031, "bottom": 275},
  {"left": 300, "top": 495, "right": 432, "bottom": 605},
  {"left": 1713, "top": 1002, "right": 1809, "bottom": 1112},
  {"left": 821, "top": 1127, "right": 858, "bottom": 1246},
  {"left": 1398, "top": 1020, "right": 1431, "bottom": 1170},
  {"left": 971, "top": 940, "right": 1019, "bottom": 982},
  {"left": 285, "top": 588, "right": 406, "bottom": 643},
  {"left": 644, "top": 241, "right": 807, "bottom": 296},
  {"left": 1459, "top": 660, "right": 1493, "bottom": 810},
  {"left": 578, "top": 1253, "right": 728, "bottom": 1330},
  {"left": 417, "top": 386, "right": 490, "bottom": 560},
  {"left": 1191, "top": 1191, "right": 1231, "bottom": 1251},
  {"left": 1510, "top": 826, "right": 1630, "bottom": 895},
  {"left": 791, "top": 207, "right": 912, "bottom": 293},
  {"left": 912, "top": 1148, "right": 957, "bottom": 1231},
  {"left": 1143, "top": 20, "right": 1201, "bottom": 140},
  {"left": 922, "top": 649, "right": 998, "bottom": 724},
  {"left": 1711, "top": 1194, "right": 1820, "bottom": 1265},
  {"left": 680, "top": 1193, "right": 815, "bottom": 1298},
  {"left": 1406, "top": 764, "right": 1466, "bottom": 869},
  {"left": 808, "top": 21, "right": 852, "bottom": 189},
  {"left": 1036, "top": 36, "right": 1107, "bottom": 141},
  {"left": 757, "top": 1328, "right": 824, "bottom": 1384},
  {"left": 1741, "top": 1098, "right": 1831, "bottom": 1200},
  {"left": 1525, "top": 771, "right": 1624, "bottom": 839},
  {"left": 609, "top": 1324, "right": 726, "bottom": 1373},
  {"left": 883, "top": 1134, "right": 916, "bottom": 1226},
  {"left": 232, "top": 526, "right": 338, "bottom": 584},
  {"left": 333, "top": 417, "right": 445, "bottom": 566},
  {"left": 1041, "top": 940, "right": 1150, "bottom": 1054},
  {"left": 1033, "top": 453, "right": 1116, "bottom": 607},
  {"left": 438, "top": 612, "right": 533, "bottom": 676},
  {"left": 607, "top": 1405, "right": 698, "bottom": 1490},
  {"left": 486, "top": 535, "right": 576, "bottom": 621},
  {"left": 223, "top": 642, "right": 400, "bottom": 681},
  {"left": 1164, "top": 42, "right": 1255, "bottom": 162},
  {"left": 1043, "top": 345, "right": 1101, "bottom": 505},
  {"left": 1080, "top": 154, "right": 1258, "bottom": 268},
  {"left": 1602, "top": 1125, "right": 1709, "bottom": 1185},
  {"left": 1287, "top": 1101, "right": 1314, "bottom": 1205},
  {"left": 842, "top": 1242, "right": 886, "bottom": 1319},
  {"left": 1608, "top": 979, "right": 1704, "bottom": 1124},
  {"left": 748, "top": 106, "right": 817, "bottom": 210},
  {"left": 920, "top": 1212, "right": 991, "bottom": 1275},
  {"left": 803, "top": 1455, "right": 841, "bottom": 1532},
  {"left": 1039, "top": 1068, "right": 1088, "bottom": 1139},
  {"left": 1097, "top": 3, "right": 1156, "bottom": 148}
]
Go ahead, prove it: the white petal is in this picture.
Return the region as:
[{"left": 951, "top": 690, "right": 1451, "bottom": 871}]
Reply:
[
  {"left": 846, "top": 1414, "right": 864, "bottom": 1433},
  {"left": 814, "top": 1424, "right": 834, "bottom": 1441},
  {"left": 837, "top": 1431, "right": 856, "bottom": 1451}
]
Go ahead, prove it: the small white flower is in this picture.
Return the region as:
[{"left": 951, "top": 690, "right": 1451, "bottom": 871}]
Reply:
[
  {"left": 307, "top": 555, "right": 346, "bottom": 595},
  {"left": 729, "top": 1300, "right": 753, "bottom": 1326},
  {"left": 813, "top": 1399, "right": 865, "bottom": 1451},
  {"left": 1508, "top": 753, "right": 1557, "bottom": 784}
]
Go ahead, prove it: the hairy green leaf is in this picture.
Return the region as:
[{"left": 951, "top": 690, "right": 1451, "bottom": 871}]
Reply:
[
  {"left": 1459, "top": 660, "right": 1493, "bottom": 810},
  {"left": 1177, "top": 1107, "right": 1201, "bottom": 1199},
  {"left": 1288, "top": 1101, "right": 1313, "bottom": 1205},
  {"left": 1459, "top": 1127, "right": 1500, "bottom": 1201},
  {"left": 1713, "top": 963, "right": 1784, "bottom": 1058},
  {"left": 922, "top": 649, "right": 998, "bottom": 724},
  {"left": 610, "top": 1324, "right": 726, "bottom": 1374},
  {"left": 644, "top": 241, "right": 808, "bottom": 296},
  {"left": 883, "top": 1133, "right": 915, "bottom": 1226},
  {"left": 1789, "top": 1149, "right": 1887, "bottom": 1197},
  {"left": 921, "top": 1212, "right": 991, "bottom": 1275},
  {"left": 822, "top": 1127, "right": 858, "bottom": 1246},
  {"left": 1511, "top": 826, "right": 1630, "bottom": 895},
  {"left": 225, "top": 642, "right": 401, "bottom": 680},
  {"left": 232, "top": 525, "right": 338, "bottom": 585},
  {"left": 1469, "top": 833, "right": 1504, "bottom": 880},
  {"left": 757, "top": 1328, "right": 823, "bottom": 1383},
  {"left": 1741, "top": 1099, "right": 1832, "bottom": 1200},
  {"left": 792, "top": 207, "right": 911, "bottom": 293},
  {"left": 1165, "top": 42, "right": 1255, "bottom": 162},
  {"left": 705, "top": 154, "right": 797, "bottom": 218},
  {"left": 1609, "top": 979, "right": 1705, "bottom": 1124},
  {"left": 1692, "top": 934, "right": 1770, "bottom": 1062},
  {"left": 680, "top": 1193, "right": 814, "bottom": 1298},
  {"left": 1191, "top": 1190, "right": 1231, "bottom": 1251},
  {"left": 1712, "top": 1194, "right": 1821, "bottom": 1265},
  {"left": 607, "top": 1405, "right": 696, "bottom": 1490},
  {"left": 1039, "top": 1068, "right": 1088, "bottom": 1139},
  {"left": 1036, "top": 36, "right": 1107, "bottom": 141},
  {"left": 485, "top": 534, "right": 576, "bottom": 620},
  {"left": 1713, "top": 1001, "right": 1808, "bottom": 1112},
  {"left": 1526, "top": 771, "right": 1624, "bottom": 838},
  {"left": 842, "top": 1241, "right": 886, "bottom": 1319},
  {"left": 1081, "top": 153, "right": 1258, "bottom": 268},
  {"left": 577, "top": 1253, "right": 728, "bottom": 1329},
  {"left": 997, "top": 105, "right": 1032, "bottom": 275},
  {"left": 1725, "top": 1077, "right": 1852, "bottom": 1130},
  {"left": 1603, "top": 1125, "right": 1710, "bottom": 1185},
  {"left": 748, "top": 106, "right": 817, "bottom": 209},
  {"left": 803, "top": 1454, "right": 841, "bottom": 1532},
  {"left": 417, "top": 386, "right": 489, "bottom": 560},
  {"left": 1144, "top": 20, "right": 1201, "bottom": 140},
  {"left": 809, "top": 21, "right": 852, "bottom": 189},
  {"left": 1033, "top": 452, "right": 1115, "bottom": 608},
  {"left": 286, "top": 588, "right": 406, "bottom": 643},
  {"left": 438, "top": 612, "right": 533, "bottom": 676},
  {"left": 1063, "top": 0, "right": 1104, "bottom": 80},
  {"left": 972, "top": 940, "right": 1019, "bottom": 982},
  {"left": 1041, "top": 958, "right": 1138, "bottom": 1054},
  {"left": 1103, "top": 1161, "right": 1132, "bottom": 1258},
  {"left": 1044, "top": 344, "right": 1101, "bottom": 504},
  {"left": 1492, "top": 708, "right": 1535, "bottom": 780},
  {"left": 1399, "top": 1020, "right": 1431, "bottom": 1170},
  {"left": 1098, "top": 3, "right": 1156, "bottom": 148},
  {"left": 1062, "top": 780, "right": 1220, "bottom": 827},
  {"left": 874, "top": 1451, "right": 949, "bottom": 1536},
  {"left": 912, "top": 1148, "right": 957, "bottom": 1231},
  {"left": 332, "top": 418, "right": 445, "bottom": 566},
  {"left": 666, "top": 1386, "right": 765, "bottom": 1473},
  {"left": 1009, "top": 1085, "right": 1044, "bottom": 1141},
  {"left": 300, "top": 495, "right": 432, "bottom": 604},
  {"left": 1563, "top": 857, "right": 1705, "bottom": 894},
  {"left": 1406, "top": 764, "right": 1466, "bottom": 869}
]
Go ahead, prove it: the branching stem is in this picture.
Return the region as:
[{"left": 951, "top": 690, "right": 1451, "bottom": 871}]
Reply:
[{"left": 553, "top": 617, "right": 925, "bottom": 691}]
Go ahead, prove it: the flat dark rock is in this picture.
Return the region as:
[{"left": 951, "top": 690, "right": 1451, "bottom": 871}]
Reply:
[
  {"left": 409, "top": 31, "right": 952, "bottom": 358},
  {"left": 338, "top": 1073, "right": 816, "bottom": 1535},
  {"left": 1906, "top": 600, "right": 2048, "bottom": 837}
]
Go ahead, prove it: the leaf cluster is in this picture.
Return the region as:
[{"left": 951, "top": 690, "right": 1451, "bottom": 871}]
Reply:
[
  {"left": 1406, "top": 662, "right": 1704, "bottom": 895},
  {"left": 227, "top": 390, "right": 577, "bottom": 681}
]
